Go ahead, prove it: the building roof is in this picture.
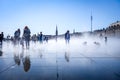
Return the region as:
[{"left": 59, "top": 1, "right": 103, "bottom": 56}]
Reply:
[{"left": 110, "top": 21, "right": 120, "bottom": 26}]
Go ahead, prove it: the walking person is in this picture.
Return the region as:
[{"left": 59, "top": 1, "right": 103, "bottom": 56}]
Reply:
[
  {"left": 0, "top": 32, "right": 4, "bottom": 45},
  {"left": 105, "top": 36, "right": 107, "bottom": 44},
  {"left": 14, "top": 29, "right": 21, "bottom": 45},
  {"left": 39, "top": 32, "right": 43, "bottom": 43},
  {"left": 23, "top": 26, "right": 31, "bottom": 49},
  {"left": 0, "top": 32, "right": 4, "bottom": 56},
  {"left": 65, "top": 30, "right": 70, "bottom": 44},
  {"left": 14, "top": 29, "right": 21, "bottom": 40}
]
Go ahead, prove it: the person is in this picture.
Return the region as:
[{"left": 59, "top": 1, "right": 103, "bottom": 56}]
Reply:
[
  {"left": 0, "top": 32, "right": 4, "bottom": 45},
  {"left": 44, "top": 36, "right": 48, "bottom": 43},
  {"left": 105, "top": 36, "right": 107, "bottom": 44},
  {"left": 0, "top": 35, "right": 3, "bottom": 56},
  {"left": 14, "top": 29, "right": 21, "bottom": 41},
  {"left": 94, "top": 41, "right": 100, "bottom": 46},
  {"left": 65, "top": 30, "right": 70, "bottom": 44},
  {"left": 99, "top": 33, "right": 103, "bottom": 39},
  {"left": 14, "top": 29, "right": 21, "bottom": 45},
  {"left": 7, "top": 34, "right": 10, "bottom": 40},
  {"left": 39, "top": 32, "right": 43, "bottom": 43},
  {"left": 32, "top": 34, "right": 37, "bottom": 43},
  {"left": 23, "top": 26, "right": 31, "bottom": 49},
  {"left": 17, "top": 28, "right": 21, "bottom": 39}
]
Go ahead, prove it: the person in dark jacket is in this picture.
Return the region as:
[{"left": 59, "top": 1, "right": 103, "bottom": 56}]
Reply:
[
  {"left": 23, "top": 26, "right": 31, "bottom": 49},
  {"left": 0, "top": 32, "right": 4, "bottom": 45},
  {"left": 14, "top": 29, "right": 21, "bottom": 45},
  {"left": 65, "top": 30, "right": 70, "bottom": 44},
  {"left": 39, "top": 32, "right": 43, "bottom": 43}
]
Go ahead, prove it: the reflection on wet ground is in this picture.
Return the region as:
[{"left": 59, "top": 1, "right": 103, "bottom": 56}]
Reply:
[{"left": 0, "top": 38, "right": 120, "bottom": 80}]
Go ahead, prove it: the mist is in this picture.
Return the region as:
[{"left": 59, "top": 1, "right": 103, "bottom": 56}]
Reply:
[{"left": 1, "top": 36, "right": 120, "bottom": 59}]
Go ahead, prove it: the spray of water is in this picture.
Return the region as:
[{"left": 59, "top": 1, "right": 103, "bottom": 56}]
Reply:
[{"left": 1, "top": 35, "right": 120, "bottom": 63}]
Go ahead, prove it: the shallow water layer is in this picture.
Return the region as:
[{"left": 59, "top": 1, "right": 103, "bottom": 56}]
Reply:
[{"left": 0, "top": 38, "right": 120, "bottom": 80}]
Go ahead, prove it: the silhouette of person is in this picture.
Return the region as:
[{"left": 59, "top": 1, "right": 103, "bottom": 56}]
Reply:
[
  {"left": 23, "top": 26, "right": 31, "bottom": 49},
  {"left": 99, "top": 33, "right": 103, "bottom": 39},
  {"left": 65, "top": 30, "right": 70, "bottom": 44},
  {"left": 105, "top": 36, "right": 107, "bottom": 44},
  {"left": 32, "top": 34, "right": 37, "bottom": 43},
  {"left": 14, "top": 29, "right": 21, "bottom": 45},
  {"left": 0, "top": 32, "right": 4, "bottom": 45},
  {"left": 94, "top": 41, "right": 100, "bottom": 46},
  {"left": 14, "top": 29, "right": 21, "bottom": 41},
  {"left": 39, "top": 32, "right": 43, "bottom": 43},
  {"left": 7, "top": 35, "right": 10, "bottom": 40},
  {"left": 44, "top": 36, "right": 48, "bottom": 43}
]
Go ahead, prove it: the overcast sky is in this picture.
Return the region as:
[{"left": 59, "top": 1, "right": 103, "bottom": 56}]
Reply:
[{"left": 0, "top": 0, "right": 120, "bottom": 37}]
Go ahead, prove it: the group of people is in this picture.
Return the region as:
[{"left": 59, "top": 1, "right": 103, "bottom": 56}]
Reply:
[
  {"left": 1, "top": 26, "right": 71, "bottom": 49},
  {"left": 31, "top": 32, "right": 49, "bottom": 43},
  {"left": 14, "top": 26, "right": 31, "bottom": 49},
  {"left": 14, "top": 26, "right": 49, "bottom": 49}
]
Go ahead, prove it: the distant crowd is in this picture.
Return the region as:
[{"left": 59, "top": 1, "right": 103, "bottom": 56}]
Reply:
[
  {"left": 0, "top": 26, "right": 71, "bottom": 49},
  {"left": 2, "top": 22, "right": 118, "bottom": 48}
]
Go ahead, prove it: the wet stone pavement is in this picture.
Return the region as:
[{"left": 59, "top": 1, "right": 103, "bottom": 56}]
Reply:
[{"left": 0, "top": 39, "right": 120, "bottom": 80}]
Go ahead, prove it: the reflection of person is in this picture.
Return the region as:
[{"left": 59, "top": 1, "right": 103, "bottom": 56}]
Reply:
[
  {"left": 23, "top": 56, "right": 31, "bottom": 72},
  {"left": 65, "top": 30, "right": 70, "bottom": 44},
  {"left": 65, "top": 52, "right": 69, "bottom": 62},
  {"left": 14, "top": 54, "right": 21, "bottom": 66},
  {"left": 23, "top": 26, "right": 31, "bottom": 49},
  {"left": 0, "top": 49, "right": 3, "bottom": 56}
]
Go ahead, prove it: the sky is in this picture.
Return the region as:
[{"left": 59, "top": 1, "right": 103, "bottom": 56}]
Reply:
[{"left": 0, "top": 0, "right": 120, "bottom": 37}]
